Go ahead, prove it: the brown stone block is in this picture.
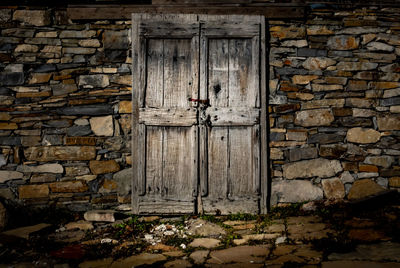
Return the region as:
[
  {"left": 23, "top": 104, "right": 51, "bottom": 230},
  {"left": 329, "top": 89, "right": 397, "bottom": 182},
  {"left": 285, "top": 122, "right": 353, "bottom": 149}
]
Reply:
[
  {"left": 369, "top": 82, "right": 400, "bottom": 90},
  {"left": 0, "top": 122, "right": 17, "bottom": 130},
  {"left": 49, "top": 180, "right": 88, "bottom": 193},
  {"left": 100, "top": 179, "right": 118, "bottom": 192},
  {"left": 342, "top": 162, "right": 358, "bottom": 172},
  {"left": 327, "top": 35, "right": 359, "bottom": 50},
  {"left": 28, "top": 73, "right": 52, "bottom": 84},
  {"left": 333, "top": 107, "right": 352, "bottom": 117},
  {"left": 359, "top": 164, "right": 378, "bottom": 173},
  {"left": 21, "top": 136, "right": 41, "bottom": 146},
  {"left": 91, "top": 194, "right": 118, "bottom": 204},
  {"left": 389, "top": 177, "right": 400, "bottom": 187},
  {"left": 53, "top": 74, "right": 72, "bottom": 81},
  {"left": 16, "top": 91, "right": 52, "bottom": 98},
  {"left": 348, "top": 179, "right": 385, "bottom": 200},
  {"left": 347, "top": 80, "right": 368, "bottom": 91},
  {"left": 0, "top": 112, "right": 11, "bottom": 121},
  {"left": 377, "top": 115, "right": 400, "bottom": 130},
  {"left": 65, "top": 137, "right": 96, "bottom": 146},
  {"left": 89, "top": 160, "right": 120, "bottom": 175},
  {"left": 273, "top": 104, "right": 300, "bottom": 114},
  {"left": 68, "top": 99, "right": 107, "bottom": 105},
  {"left": 292, "top": 75, "right": 319, "bottom": 85},
  {"left": 280, "top": 81, "right": 299, "bottom": 92},
  {"left": 119, "top": 101, "right": 132, "bottom": 114},
  {"left": 287, "top": 92, "right": 314, "bottom": 101},
  {"left": 19, "top": 184, "right": 49, "bottom": 199},
  {"left": 270, "top": 26, "right": 305, "bottom": 40},
  {"left": 24, "top": 146, "right": 96, "bottom": 161},
  {"left": 286, "top": 129, "right": 307, "bottom": 141},
  {"left": 322, "top": 178, "right": 345, "bottom": 200}
]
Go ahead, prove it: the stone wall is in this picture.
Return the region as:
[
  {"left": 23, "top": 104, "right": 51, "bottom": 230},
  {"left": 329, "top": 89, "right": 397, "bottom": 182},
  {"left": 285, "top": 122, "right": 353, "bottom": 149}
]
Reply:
[
  {"left": 0, "top": 8, "right": 132, "bottom": 211},
  {"left": 269, "top": 7, "right": 400, "bottom": 205},
  {"left": 0, "top": 6, "right": 399, "bottom": 211}
]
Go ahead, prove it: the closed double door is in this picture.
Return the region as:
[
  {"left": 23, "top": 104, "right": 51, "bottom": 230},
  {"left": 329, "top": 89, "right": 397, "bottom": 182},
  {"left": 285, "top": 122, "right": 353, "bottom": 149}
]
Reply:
[{"left": 132, "top": 14, "right": 267, "bottom": 214}]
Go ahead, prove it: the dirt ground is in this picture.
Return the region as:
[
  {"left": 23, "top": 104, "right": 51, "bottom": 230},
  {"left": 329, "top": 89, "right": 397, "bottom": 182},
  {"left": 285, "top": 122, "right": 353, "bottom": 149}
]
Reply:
[{"left": 0, "top": 193, "right": 399, "bottom": 267}]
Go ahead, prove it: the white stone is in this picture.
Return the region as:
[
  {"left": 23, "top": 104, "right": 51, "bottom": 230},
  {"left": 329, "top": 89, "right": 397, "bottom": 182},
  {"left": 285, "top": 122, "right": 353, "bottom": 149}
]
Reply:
[
  {"left": 90, "top": 116, "right": 114, "bottom": 136},
  {"left": 283, "top": 158, "right": 343, "bottom": 179},
  {"left": 272, "top": 180, "right": 323, "bottom": 204},
  {"left": 84, "top": 210, "right": 115, "bottom": 222}
]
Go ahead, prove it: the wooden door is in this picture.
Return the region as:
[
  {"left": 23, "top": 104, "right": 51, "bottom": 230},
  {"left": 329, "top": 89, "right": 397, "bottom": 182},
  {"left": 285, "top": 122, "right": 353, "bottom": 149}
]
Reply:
[
  {"left": 198, "top": 15, "right": 267, "bottom": 214},
  {"left": 132, "top": 14, "right": 267, "bottom": 214}
]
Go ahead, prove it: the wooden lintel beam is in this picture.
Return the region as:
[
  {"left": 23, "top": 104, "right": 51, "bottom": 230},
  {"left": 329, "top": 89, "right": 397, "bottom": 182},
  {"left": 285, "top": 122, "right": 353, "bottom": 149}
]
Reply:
[{"left": 67, "top": 6, "right": 305, "bottom": 20}]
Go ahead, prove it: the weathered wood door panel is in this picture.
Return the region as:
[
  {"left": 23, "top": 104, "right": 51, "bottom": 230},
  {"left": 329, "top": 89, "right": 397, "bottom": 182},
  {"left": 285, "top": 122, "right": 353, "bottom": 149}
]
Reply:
[
  {"left": 132, "top": 14, "right": 267, "bottom": 214},
  {"left": 132, "top": 14, "right": 199, "bottom": 214},
  {"left": 199, "top": 17, "right": 264, "bottom": 214}
]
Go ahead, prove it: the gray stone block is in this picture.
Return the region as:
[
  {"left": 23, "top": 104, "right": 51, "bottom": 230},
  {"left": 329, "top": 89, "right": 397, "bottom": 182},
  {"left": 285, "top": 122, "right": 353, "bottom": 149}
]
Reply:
[{"left": 57, "top": 104, "right": 113, "bottom": 116}]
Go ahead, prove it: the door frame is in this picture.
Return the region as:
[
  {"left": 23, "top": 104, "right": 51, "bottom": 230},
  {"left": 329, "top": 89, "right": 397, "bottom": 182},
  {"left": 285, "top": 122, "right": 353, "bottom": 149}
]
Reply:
[{"left": 131, "top": 13, "right": 268, "bottom": 214}]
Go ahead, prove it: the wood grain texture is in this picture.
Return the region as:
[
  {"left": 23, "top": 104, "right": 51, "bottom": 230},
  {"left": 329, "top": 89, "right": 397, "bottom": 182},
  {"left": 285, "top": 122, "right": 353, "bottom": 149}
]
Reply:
[
  {"left": 133, "top": 14, "right": 199, "bottom": 214},
  {"left": 207, "top": 107, "right": 260, "bottom": 126},
  {"left": 139, "top": 108, "right": 197, "bottom": 126},
  {"left": 133, "top": 14, "right": 266, "bottom": 214}
]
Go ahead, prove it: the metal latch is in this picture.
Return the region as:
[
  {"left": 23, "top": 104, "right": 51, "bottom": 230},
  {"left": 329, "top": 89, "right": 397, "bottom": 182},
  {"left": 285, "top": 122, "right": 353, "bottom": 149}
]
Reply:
[{"left": 188, "top": 98, "right": 209, "bottom": 105}]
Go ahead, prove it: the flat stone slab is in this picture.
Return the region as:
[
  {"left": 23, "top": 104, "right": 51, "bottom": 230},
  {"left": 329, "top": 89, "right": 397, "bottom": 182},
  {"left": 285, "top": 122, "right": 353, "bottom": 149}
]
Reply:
[
  {"left": 186, "top": 219, "right": 226, "bottom": 237},
  {"left": 110, "top": 253, "right": 166, "bottom": 268},
  {"left": 234, "top": 233, "right": 280, "bottom": 245},
  {"left": 328, "top": 242, "right": 400, "bottom": 262},
  {"left": 164, "top": 259, "right": 192, "bottom": 268},
  {"left": 78, "top": 258, "right": 113, "bottom": 268},
  {"left": 190, "top": 250, "right": 209, "bottom": 264},
  {"left": 1, "top": 223, "right": 51, "bottom": 239},
  {"left": 322, "top": 261, "right": 400, "bottom": 268},
  {"left": 208, "top": 245, "right": 270, "bottom": 264},
  {"left": 189, "top": 238, "right": 221, "bottom": 248},
  {"left": 65, "top": 220, "right": 94, "bottom": 231}
]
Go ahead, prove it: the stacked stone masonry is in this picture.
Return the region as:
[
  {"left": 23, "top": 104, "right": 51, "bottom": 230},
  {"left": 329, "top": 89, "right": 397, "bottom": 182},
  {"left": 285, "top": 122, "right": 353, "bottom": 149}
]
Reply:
[
  {"left": 0, "top": 8, "right": 132, "bottom": 211},
  {"left": 270, "top": 6, "right": 400, "bottom": 205},
  {"left": 0, "top": 6, "right": 399, "bottom": 211}
]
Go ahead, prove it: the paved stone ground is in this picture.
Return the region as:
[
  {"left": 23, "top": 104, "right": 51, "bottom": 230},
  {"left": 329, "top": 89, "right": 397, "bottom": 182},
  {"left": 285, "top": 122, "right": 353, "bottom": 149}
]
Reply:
[{"left": 0, "top": 200, "right": 399, "bottom": 267}]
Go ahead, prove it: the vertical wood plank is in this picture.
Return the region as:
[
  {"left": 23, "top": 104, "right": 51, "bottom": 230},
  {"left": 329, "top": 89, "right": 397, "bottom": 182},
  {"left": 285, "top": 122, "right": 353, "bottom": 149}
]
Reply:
[
  {"left": 199, "top": 29, "right": 208, "bottom": 200},
  {"left": 138, "top": 124, "right": 146, "bottom": 195},
  {"left": 191, "top": 35, "right": 200, "bottom": 107},
  {"left": 145, "top": 126, "right": 163, "bottom": 196},
  {"left": 228, "top": 39, "right": 253, "bottom": 107},
  {"left": 259, "top": 16, "right": 268, "bottom": 214},
  {"left": 207, "top": 127, "right": 229, "bottom": 198},
  {"left": 208, "top": 39, "right": 229, "bottom": 107},
  {"left": 162, "top": 128, "right": 195, "bottom": 201},
  {"left": 146, "top": 39, "right": 164, "bottom": 108},
  {"left": 131, "top": 14, "right": 141, "bottom": 214},
  {"left": 228, "top": 127, "right": 253, "bottom": 198},
  {"left": 251, "top": 35, "right": 260, "bottom": 108},
  {"left": 252, "top": 125, "right": 260, "bottom": 194},
  {"left": 164, "top": 39, "right": 192, "bottom": 108}
]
